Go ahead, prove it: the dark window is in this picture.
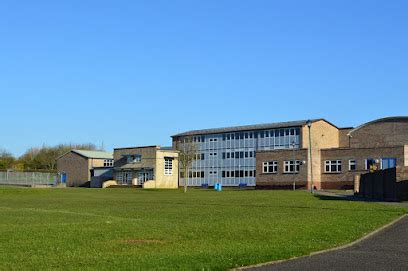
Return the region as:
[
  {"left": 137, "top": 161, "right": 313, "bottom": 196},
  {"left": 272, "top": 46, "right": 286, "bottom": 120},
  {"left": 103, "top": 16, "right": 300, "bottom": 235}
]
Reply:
[
  {"left": 201, "top": 171, "right": 205, "bottom": 178},
  {"left": 260, "top": 131, "right": 264, "bottom": 138},
  {"left": 235, "top": 170, "right": 240, "bottom": 177},
  {"left": 231, "top": 171, "right": 235, "bottom": 177},
  {"left": 245, "top": 151, "right": 249, "bottom": 158},
  {"left": 240, "top": 170, "right": 244, "bottom": 177},
  {"left": 240, "top": 152, "right": 244, "bottom": 158},
  {"left": 222, "top": 171, "right": 226, "bottom": 178},
  {"left": 222, "top": 152, "right": 226, "bottom": 159},
  {"left": 235, "top": 152, "right": 240, "bottom": 159}
]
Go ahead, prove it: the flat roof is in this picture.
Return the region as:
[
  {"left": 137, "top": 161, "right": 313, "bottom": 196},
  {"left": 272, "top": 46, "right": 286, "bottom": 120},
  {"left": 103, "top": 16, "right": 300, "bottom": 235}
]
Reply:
[{"left": 171, "top": 119, "right": 330, "bottom": 137}]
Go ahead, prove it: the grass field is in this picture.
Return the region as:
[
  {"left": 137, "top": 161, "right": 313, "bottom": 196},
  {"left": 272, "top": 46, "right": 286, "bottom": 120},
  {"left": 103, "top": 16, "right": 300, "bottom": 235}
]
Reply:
[{"left": 0, "top": 187, "right": 406, "bottom": 270}]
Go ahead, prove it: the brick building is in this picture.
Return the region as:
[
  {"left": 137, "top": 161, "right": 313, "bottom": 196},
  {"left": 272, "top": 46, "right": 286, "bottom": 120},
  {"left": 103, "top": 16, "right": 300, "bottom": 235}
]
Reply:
[
  {"left": 56, "top": 150, "right": 114, "bottom": 187},
  {"left": 257, "top": 117, "right": 408, "bottom": 190}
]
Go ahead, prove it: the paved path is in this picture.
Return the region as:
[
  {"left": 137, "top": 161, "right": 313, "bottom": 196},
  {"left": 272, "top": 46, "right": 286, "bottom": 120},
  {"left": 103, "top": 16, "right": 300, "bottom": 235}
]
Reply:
[{"left": 246, "top": 215, "right": 408, "bottom": 271}]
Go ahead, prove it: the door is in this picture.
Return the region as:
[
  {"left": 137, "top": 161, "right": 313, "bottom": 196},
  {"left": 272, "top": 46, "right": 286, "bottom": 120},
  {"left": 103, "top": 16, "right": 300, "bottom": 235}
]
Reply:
[
  {"left": 123, "top": 172, "right": 132, "bottom": 184},
  {"left": 138, "top": 171, "right": 149, "bottom": 185}
]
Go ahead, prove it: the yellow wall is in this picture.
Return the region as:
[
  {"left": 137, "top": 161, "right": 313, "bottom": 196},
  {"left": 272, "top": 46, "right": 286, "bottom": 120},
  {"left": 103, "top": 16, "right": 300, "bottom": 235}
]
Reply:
[
  {"left": 152, "top": 150, "right": 179, "bottom": 189},
  {"left": 302, "top": 120, "right": 339, "bottom": 189},
  {"left": 405, "top": 145, "right": 408, "bottom": 167}
]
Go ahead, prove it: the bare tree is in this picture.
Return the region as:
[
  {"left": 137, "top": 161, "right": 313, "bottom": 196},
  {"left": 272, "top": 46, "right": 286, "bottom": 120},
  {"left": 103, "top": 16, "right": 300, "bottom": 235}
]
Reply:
[{"left": 174, "top": 136, "right": 198, "bottom": 193}]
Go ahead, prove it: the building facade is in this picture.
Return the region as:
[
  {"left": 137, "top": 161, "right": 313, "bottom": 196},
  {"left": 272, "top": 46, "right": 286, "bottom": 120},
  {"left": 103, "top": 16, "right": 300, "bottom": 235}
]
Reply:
[
  {"left": 257, "top": 117, "right": 408, "bottom": 190},
  {"left": 113, "top": 146, "right": 179, "bottom": 189},
  {"left": 56, "top": 150, "right": 114, "bottom": 187},
  {"left": 171, "top": 120, "right": 322, "bottom": 187},
  {"left": 173, "top": 117, "right": 408, "bottom": 189}
]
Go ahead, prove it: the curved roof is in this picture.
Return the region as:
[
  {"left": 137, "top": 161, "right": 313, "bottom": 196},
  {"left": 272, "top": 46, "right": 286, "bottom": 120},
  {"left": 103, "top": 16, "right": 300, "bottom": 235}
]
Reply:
[{"left": 347, "top": 116, "right": 408, "bottom": 136}]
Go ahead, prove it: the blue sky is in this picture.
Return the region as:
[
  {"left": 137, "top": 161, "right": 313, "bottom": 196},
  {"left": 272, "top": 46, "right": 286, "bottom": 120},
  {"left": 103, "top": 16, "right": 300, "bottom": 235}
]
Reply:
[{"left": 1, "top": 0, "right": 407, "bottom": 156}]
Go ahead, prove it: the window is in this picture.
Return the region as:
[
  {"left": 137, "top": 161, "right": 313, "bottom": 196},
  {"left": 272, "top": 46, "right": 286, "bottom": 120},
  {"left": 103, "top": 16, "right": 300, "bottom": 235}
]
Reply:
[
  {"left": 382, "top": 158, "right": 397, "bottom": 169},
  {"left": 263, "top": 161, "right": 278, "bottom": 173},
  {"left": 209, "top": 152, "right": 217, "bottom": 157},
  {"left": 164, "top": 157, "right": 173, "bottom": 175},
  {"left": 103, "top": 159, "right": 114, "bottom": 167},
  {"left": 284, "top": 160, "right": 300, "bottom": 173},
  {"left": 349, "top": 160, "right": 356, "bottom": 171},
  {"left": 209, "top": 138, "right": 218, "bottom": 142},
  {"left": 325, "top": 160, "right": 342, "bottom": 173},
  {"left": 365, "top": 159, "right": 376, "bottom": 170},
  {"left": 209, "top": 171, "right": 217, "bottom": 175},
  {"left": 127, "top": 154, "right": 141, "bottom": 163}
]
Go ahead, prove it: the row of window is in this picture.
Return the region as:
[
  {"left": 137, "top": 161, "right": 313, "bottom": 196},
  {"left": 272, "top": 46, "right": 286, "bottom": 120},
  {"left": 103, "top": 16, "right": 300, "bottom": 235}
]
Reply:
[
  {"left": 222, "top": 128, "right": 300, "bottom": 141},
  {"left": 180, "top": 171, "right": 205, "bottom": 178},
  {"left": 180, "top": 170, "right": 257, "bottom": 178},
  {"left": 262, "top": 160, "right": 301, "bottom": 174},
  {"left": 222, "top": 170, "right": 256, "bottom": 178},
  {"left": 222, "top": 151, "right": 256, "bottom": 159},
  {"left": 103, "top": 159, "right": 114, "bottom": 167},
  {"left": 188, "top": 128, "right": 301, "bottom": 143},
  {"left": 192, "top": 151, "right": 257, "bottom": 160},
  {"left": 324, "top": 158, "right": 396, "bottom": 173}
]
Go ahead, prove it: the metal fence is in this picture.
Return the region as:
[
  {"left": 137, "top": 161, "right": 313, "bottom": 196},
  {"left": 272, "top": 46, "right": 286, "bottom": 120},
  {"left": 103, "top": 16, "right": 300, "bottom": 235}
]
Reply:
[{"left": 0, "top": 171, "right": 58, "bottom": 186}]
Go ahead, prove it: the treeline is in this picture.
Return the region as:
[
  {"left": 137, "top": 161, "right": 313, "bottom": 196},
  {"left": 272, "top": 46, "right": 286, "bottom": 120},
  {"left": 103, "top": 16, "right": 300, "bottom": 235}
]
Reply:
[{"left": 0, "top": 143, "right": 102, "bottom": 171}]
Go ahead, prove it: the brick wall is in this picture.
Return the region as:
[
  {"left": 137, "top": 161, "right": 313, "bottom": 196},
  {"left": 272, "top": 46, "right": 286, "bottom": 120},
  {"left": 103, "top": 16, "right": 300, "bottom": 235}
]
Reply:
[
  {"left": 256, "top": 149, "right": 308, "bottom": 188},
  {"left": 57, "top": 152, "right": 90, "bottom": 187},
  {"left": 320, "top": 146, "right": 405, "bottom": 189},
  {"left": 349, "top": 120, "right": 408, "bottom": 148}
]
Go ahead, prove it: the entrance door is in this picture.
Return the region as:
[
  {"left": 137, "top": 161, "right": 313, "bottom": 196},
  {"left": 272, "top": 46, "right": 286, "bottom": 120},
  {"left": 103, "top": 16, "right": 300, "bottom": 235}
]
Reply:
[
  {"left": 123, "top": 172, "right": 132, "bottom": 184},
  {"left": 138, "top": 172, "right": 149, "bottom": 185}
]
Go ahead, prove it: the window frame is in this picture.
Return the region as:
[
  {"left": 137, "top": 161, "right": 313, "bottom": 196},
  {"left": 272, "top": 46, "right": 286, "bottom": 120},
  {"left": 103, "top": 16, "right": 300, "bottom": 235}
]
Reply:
[
  {"left": 283, "top": 160, "right": 301, "bottom": 173},
  {"left": 324, "top": 160, "right": 342, "bottom": 173},
  {"left": 164, "top": 157, "right": 173, "bottom": 175},
  {"left": 262, "top": 161, "right": 278, "bottom": 174},
  {"left": 348, "top": 159, "right": 356, "bottom": 171}
]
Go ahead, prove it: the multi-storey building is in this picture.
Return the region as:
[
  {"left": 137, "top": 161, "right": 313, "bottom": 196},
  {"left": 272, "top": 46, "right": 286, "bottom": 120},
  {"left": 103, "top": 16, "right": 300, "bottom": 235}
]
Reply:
[
  {"left": 173, "top": 117, "right": 408, "bottom": 190},
  {"left": 171, "top": 119, "right": 325, "bottom": 187}
]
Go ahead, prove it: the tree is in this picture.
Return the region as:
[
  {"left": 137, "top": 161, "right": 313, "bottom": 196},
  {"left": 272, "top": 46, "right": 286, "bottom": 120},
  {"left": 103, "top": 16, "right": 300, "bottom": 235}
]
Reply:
[
  {"left": 17, "top": 143, "right": 101, "bottom": 171},
  {"left": 174, "top": 136, "right": 198, "bottom": 193},
  {"left": 0, "top": 149, "right": 15, "bottom": 170}
]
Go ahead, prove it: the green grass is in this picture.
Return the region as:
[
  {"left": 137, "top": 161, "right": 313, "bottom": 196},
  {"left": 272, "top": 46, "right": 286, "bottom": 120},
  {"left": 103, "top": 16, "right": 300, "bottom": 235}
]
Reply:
[{"left": 0, "top": 187, "right": 406, "bottom": 270}]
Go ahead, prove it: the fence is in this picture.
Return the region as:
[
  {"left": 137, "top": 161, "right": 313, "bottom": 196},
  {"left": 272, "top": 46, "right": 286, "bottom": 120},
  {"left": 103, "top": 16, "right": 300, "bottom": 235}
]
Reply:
[
  {"left": 357, "top": 167, "right": 408, "bottom": 201},
  {"left": 0, "top": 171, "right": 58, "bottom": 186}
]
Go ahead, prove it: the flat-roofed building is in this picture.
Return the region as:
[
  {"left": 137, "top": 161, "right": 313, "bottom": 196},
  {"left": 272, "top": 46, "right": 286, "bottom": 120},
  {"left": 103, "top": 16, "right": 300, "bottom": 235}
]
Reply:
[
  {"left": 113, "top": 146, "right": 178, "bottom": 189},
  {"left": 173, "top": 116, "right": 408, "bottom": 190},
  {"left": 172, "top": 119, "right": 336, "bottom": 187}
]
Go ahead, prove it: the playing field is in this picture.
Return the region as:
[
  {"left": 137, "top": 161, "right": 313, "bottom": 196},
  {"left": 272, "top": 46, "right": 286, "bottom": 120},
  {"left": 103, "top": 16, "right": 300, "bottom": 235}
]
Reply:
[{"left": 0, "top": 187, "right": 406, "bottom": 270}]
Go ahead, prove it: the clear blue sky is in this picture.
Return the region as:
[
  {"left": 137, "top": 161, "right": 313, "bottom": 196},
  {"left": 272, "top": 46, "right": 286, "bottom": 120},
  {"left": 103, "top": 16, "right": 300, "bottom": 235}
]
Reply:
[{"left": 1, "top": 0, "right": 407, "bottom": 156}]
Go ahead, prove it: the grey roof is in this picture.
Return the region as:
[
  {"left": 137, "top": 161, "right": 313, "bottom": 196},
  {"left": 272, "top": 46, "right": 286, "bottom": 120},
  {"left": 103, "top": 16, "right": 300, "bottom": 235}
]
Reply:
[
  {"left": 71, "top": 150, "right": 113, "bottom": 159},
  {"left": 56, "top": 149, "right": 113, "bottom": 160},
  {"left": 172, "top": 119, "right": 328, "bottom": 137},
  {"left": 348, "top": 116, "right": 408, "bottom": 136}
]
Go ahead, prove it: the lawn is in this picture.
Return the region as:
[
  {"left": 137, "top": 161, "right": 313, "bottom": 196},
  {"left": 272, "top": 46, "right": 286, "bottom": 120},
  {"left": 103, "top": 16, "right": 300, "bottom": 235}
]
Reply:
[{"left": 0, "top": 187, "right": 406, "bottom": 270}]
